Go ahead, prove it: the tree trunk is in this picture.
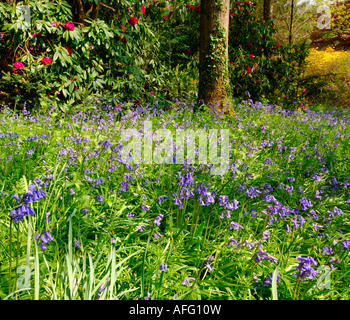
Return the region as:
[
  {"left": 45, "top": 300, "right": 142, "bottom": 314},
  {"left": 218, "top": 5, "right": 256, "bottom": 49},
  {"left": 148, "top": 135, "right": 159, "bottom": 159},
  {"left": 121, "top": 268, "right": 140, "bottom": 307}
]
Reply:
[
  {"left": 75, "top": 0, "right": 87, "bottom": 24},
  {"left": 288, "top": 0, "right": 295, "bottom": 44},
  {"left": 198, "top": 0, "right": 234, "bottom": 115},
  {"left": 263, "top": 0, "right": 272, "bottom": 21}
]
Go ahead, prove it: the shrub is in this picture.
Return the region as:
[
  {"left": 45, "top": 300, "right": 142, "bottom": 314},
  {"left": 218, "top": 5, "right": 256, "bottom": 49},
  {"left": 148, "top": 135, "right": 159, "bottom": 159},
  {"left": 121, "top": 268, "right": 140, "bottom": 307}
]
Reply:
[
  {"left": 227, "top": 1, "right": 309, "bottom": 107},
  {"left": 303, "top": 47, "right": 350, "bottom": 107}
]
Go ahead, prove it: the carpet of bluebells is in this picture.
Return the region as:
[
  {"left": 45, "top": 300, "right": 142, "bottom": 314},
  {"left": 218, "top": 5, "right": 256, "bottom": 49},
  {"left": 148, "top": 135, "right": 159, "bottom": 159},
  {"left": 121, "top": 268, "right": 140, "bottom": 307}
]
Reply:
[{"left": 1, "top": 100, "right": 350, "bottom": 300}]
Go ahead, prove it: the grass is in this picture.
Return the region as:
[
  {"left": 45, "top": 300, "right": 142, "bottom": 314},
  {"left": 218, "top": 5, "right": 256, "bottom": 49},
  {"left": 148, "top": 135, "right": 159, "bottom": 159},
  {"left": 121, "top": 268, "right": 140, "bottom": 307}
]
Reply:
[{"left": 0, "top": 99, "right": 350, "bottom": 300}]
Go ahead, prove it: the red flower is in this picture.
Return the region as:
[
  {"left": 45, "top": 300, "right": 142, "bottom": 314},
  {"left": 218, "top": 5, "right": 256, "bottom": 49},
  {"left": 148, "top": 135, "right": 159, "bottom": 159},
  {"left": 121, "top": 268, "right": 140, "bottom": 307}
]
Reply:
[
  {"left": 164, "top": 16, "right": 168, "bottom": 20},
  {"left": 245, "top": 0, "right": 250, "bottom": 4},
  {"left": 128, "top": 16, "right": 137, "bottom": 25},
  {"left": 141, "top": 6, "right": 146, "bottom": 14},
  {"left": 236, "top": 1, "right": 241, "bottom": 5},
  {"left": 249, "top": 54, "right": 254, "bottom": 59},
  {"left": 271, "top": 24, "right": 274, "bottom": 28},
  {"left": 42, "top": 57, "right": 52, "bottom": 65},
  {"left": 198, "top": 8, "right": 201, "bottom": 12},
  {"left": 190, "top": 5, "right": 194, "bottom": 10},
  {"left": 276, "top": 44, "right": 281, "bottom": 49},
  {"left": 65, "top": 46, "right": 72, "bottom": 56},
  {"left": 64, "top": 22, "right": 75, "bottom": 31},
  {"left": 186, "top": 4, "right": 190, "bottom": 8},
  {"left": 14, "top": 61, "right": 24, "bottom": 70},
  {"left": 247, "top": 67, "right": 251, "bottom": 74},
  {"left": 186, "top": 48, "right": 191, "bottom": 53},
  {"left": 247, "top": 43, "right": 252, "bottom": 47},
  {"left": 120, "top": 24, "right": 126, "bottom": 32},
  {"left": 230, "top": 12, "right": 235, "bottom": 17}
]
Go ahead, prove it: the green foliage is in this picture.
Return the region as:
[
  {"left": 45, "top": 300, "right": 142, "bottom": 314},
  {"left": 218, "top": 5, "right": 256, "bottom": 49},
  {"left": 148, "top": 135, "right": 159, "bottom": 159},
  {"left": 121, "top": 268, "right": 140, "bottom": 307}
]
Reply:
[
  {"left": 227, "top": 2, "right": 309, "bottom": 107},
  {"left": 1, "top": 102, "right": 350, "bottom": 300}
]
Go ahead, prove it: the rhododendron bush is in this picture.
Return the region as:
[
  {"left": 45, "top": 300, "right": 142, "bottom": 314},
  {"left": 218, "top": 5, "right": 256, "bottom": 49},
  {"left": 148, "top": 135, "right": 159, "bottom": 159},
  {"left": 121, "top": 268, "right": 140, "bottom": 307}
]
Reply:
[
  {"left": 227, "top": 1, "right": 309, "bottom": 106},
  {"left": 0, "top": 0, "right": 168, "bottom": 108},
  {"left": 0, "top": 0, "right": 310, "bottom": 109}
]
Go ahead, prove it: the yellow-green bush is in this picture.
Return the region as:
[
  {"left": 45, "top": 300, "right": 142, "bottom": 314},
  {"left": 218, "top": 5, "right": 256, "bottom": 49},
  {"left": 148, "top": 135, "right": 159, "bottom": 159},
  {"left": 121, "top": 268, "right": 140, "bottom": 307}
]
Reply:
[{"left": 303, "top": 47, "right": 350, "bottom": 107}]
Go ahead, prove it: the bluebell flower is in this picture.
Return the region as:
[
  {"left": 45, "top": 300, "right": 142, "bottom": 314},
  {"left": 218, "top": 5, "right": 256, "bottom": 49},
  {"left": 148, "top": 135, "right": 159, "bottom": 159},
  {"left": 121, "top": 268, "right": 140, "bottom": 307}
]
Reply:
[
  {"left": 38, "top": 243, "right": 47, "bottom": 251},
  {"left": 157, "top": 195, "right": 168, "bottom": 204},
  {"left": 263, "top": 272, "right": 280, "bottom": 287},
  {"left": 141, "top": 203, "right": 150, "bottom": 212},
  {"left": 159, "top": 263, "right": 167, "bottom": 272},
  {"left": 136, "top": 225, "right": 145, "bottom": 232},
  {"left": 98, "top": 283, "right": 106, "bottom": 293},
  {"left": 154, "top": 232, "right": 162, "bottom": 239},
  {"left": 205, "top": 262, "right": 213, "bottom": 273},
  {"left": 153, "top": 214, "right": 164, "bottom": 226},
  {"left": 144, "top": 292, "right": 151, "bottom": 300},
  {"left": 300, "top": 197, "right": 312, "bottom": 211},
  {"left": 226, "top": 199, "right": 239, "bottom": 210},
  {"left": 294, "top": 255, "right": 318, "bottom": 281},
  {"left": 246, "top": 186, "right": 261, "bottom": 198},
  {"left": 227, "top": 238, "right": 238, "bottom": 248},
  {"left": 95, "top": 178, "right": 104, "bottom": 186},
  {"left": 254, "top": 250, "right": 278, "bottom": 263},
  {"left": 96, "top": 195, "right": 104, "bottom": 202},
  {"left": 229, "top": 221, "right": 244, "bottom": 231},
  {"left": 262, "top": 231, "right": 270, "bottom": 240},
  {"left": 9, "top": 204, "right": 36, "bottom": 222},
  {"left": 182, "top": 278, "right": 192, "bottom": 287}
]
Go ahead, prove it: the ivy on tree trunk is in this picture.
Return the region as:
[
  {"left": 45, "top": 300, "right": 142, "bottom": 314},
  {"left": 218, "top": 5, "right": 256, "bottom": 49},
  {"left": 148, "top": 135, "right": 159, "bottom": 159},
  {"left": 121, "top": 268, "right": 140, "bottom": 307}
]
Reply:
[{"left": 198, "top": 0, "right": 234, "bottom": 115}]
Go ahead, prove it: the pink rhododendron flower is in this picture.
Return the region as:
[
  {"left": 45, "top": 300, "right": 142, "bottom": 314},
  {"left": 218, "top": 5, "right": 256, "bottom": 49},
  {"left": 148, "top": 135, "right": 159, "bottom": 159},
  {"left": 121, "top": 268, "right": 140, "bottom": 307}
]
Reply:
[
  {"left": 64, "top": 22, "right": 75, "bottom": 31},
  {"left": 65, "top": 46, "right": 72, "bottom": 56},
  {"left": 14, "top": 61, "right": 24, "bottom": 70},
  {"left": 42, "top": 57, "right": 52, "bottom": 65},
  {"left": 128, "top": 17, "right": 137, "bottom": 25},
  {"left": 141, "top": 5, "right": 146, "bottom": 14},
  {"left": 164, "top": 16, "right": 168, "bottom": 20}
]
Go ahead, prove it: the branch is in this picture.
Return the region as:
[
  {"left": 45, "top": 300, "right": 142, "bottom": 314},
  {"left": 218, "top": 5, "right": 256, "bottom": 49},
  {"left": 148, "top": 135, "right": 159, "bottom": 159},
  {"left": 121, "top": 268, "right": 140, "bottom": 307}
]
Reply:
[{"left": 100, "top": 2, "right": 115, "bottom": 12}]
